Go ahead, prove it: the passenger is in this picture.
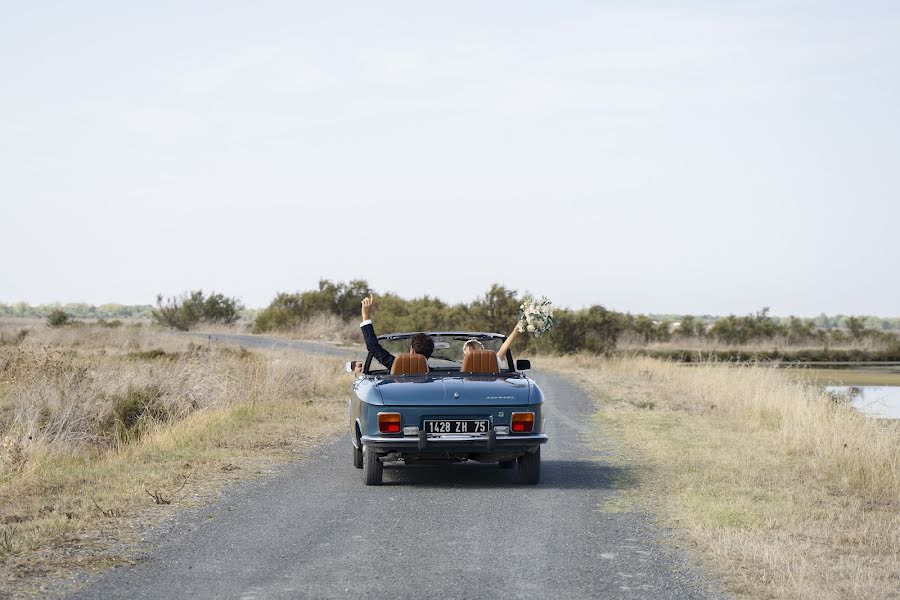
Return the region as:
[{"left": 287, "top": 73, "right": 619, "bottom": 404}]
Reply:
[
  {"left": 462, "top": 339, "right": 484, "bottom": 354},
  {"left": 462, "top": 322, "right": 522, "bottom": 370}
]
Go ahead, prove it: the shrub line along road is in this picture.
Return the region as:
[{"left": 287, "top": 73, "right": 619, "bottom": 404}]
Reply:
[{"left": 67, "top": 335, "right": 722, "bottom": 600}]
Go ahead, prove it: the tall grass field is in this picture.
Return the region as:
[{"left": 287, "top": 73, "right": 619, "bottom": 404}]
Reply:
[
  {"left": 543, "top": 355, "right": 900, "bottom": 600},
  {"left": 0, "top": 320, "right": 347, "bottom": 595}
]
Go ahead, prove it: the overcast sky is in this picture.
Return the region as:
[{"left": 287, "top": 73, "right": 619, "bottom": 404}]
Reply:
[{"left": 1, "top": 1, "right": 898, "bottom": 316}]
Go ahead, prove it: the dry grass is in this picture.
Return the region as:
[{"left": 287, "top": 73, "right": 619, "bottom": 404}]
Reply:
[
  {"left": 262, "top": 313, "right": 361, "bottom": 345},
  {"left": 0, "top": 321, "right": 348, "bottom": 595},
  {"left": 541, "top": 355, "right": 900, "bottom": 600}
]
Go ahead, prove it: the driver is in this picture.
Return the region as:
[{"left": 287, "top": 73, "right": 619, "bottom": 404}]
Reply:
[{"left": 360, "top": 294, "right": 434, "bottom": 371}]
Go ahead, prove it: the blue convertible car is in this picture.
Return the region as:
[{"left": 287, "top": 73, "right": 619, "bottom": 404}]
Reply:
[{"left": 347, "top": 332, "right": 548, "bottom": 485}]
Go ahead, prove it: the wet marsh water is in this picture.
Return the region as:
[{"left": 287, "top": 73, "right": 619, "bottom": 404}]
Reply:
[
  {"left": 793, "top": 364, "right": 900, "bottom": 419},
  {"left": 826, "top": 385, "right": 900, "bottom": 419}
]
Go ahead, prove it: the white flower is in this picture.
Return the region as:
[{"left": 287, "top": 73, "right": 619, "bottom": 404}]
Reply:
[{"left": 518, "top": 296, "right": 555, "bottom": 336}]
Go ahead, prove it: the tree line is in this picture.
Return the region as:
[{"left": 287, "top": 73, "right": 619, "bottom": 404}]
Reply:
[
  {"left": 7, "top": 282, "right": 898, "bottom": 357},
  {"left": 0, "top": 302, "right": 154, "bottom": 319},
  {"left": 251, "top": 280, "right": 624, "bottom": 354},
  {"left": 250, "top": 280, "right": 900, "bottom": 355}
]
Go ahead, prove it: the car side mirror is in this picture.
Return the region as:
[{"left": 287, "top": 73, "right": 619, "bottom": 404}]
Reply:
[
  {"left": 345, "top": 361, "right": 362, "bottom": 374},
  {"left": 516, "top": 359, "right": 531, "bottom": 371}
]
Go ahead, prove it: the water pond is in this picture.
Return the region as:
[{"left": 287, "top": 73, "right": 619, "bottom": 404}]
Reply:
[
  {"left": 825, "top": 385, "right": 900, "bottom": 419},
  {"left": 788, "top": 365, "right": 900, "bottom": 420}
]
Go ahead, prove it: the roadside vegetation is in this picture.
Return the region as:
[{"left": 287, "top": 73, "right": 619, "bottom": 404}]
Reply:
[
  {"left": 2, "top": 287, "right": 898, "bottom": 597},
  {"left": 0, "top": 302, "right": 154, "bottom": 320},
  {"left": 0, "top": 320, "right": 346, "bottom": 594},
  {"left": 250, "top": 280, "right": 900, "bottom": 361},
  {"left": 542, "top": 355, "right": 900, "bottom": 600},
  {"left": 7, "top": 282, "right": 898, "bottom": 360},
  {"left": 152, "top": 290, "right": 244, "bottom": 331}
]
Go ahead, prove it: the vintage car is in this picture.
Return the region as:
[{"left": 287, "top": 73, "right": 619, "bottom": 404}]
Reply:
[{"left": 346, "top": 331, "right": 548, "bottom": 485}]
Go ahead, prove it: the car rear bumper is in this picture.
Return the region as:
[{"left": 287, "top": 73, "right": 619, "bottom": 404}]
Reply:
[{"left": 361, "top": 431, "right": 548, "bottom": 453}]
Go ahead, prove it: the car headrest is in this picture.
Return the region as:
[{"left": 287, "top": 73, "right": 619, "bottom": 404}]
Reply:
[
  {"left": 390, "top": 353, "right": 428, "bottom": 376},
  {"left": 461, "top": 349, "right": 499, "bottom": 374}
]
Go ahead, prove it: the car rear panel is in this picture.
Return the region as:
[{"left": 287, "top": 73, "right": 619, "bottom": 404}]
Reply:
[
  {"left": 359, "top": 399, "right": 545, "bottom": 451},
  {"left": 366, "top": 404, "right": 541, "bottom": 433},
  {"left": 356, "top": 373, "right": 547, "bottom": 457}
]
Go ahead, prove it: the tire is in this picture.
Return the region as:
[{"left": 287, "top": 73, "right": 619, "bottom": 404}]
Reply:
[
  {"left": 363, "top": 447, "right": 383, "bottom": 486},
  {"left": 517, "top": 447, "right": 541, "bottom": 484},
  {"left": 498, "top": 460, "right": 515, "bottom": 470},
  {"left": 352, "top": 443, "right": 363, "bottom": 469}
]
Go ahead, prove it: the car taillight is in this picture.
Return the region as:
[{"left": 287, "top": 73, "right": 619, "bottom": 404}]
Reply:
[
  {"left": 378, "top": 412, "right": 402, "bottom": 434},
  {"left": 511, "top": 412, "right": 534, "bottom": 433}
]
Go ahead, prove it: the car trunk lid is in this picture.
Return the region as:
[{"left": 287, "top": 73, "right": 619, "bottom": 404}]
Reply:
[{"left": 373, "top": 375, "right": 529, "bottom": 407}]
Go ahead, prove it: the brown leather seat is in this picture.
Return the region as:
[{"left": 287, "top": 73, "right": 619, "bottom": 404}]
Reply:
[
  {"left": 460, "top": 349, "right": 499, "bottom": 374},
  {"left": 390, "top": 353, "right": 428, "bottom": 375}
]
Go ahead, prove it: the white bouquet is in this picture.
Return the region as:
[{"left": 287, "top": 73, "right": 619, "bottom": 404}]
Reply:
[{"left": 517, "top": 296, "right": 554, "bottom": 337}]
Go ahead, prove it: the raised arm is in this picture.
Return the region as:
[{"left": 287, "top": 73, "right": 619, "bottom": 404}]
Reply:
[
  {"left": 496, "top": 324, "right": 521, "bottom": 360},
  {"left": 360, "top": 294, "right": 395, "bottom": 370}
]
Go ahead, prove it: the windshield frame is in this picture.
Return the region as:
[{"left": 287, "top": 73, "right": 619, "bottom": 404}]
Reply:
[{"left": 364, "top": 332, "right": 515, "bottom": 375}]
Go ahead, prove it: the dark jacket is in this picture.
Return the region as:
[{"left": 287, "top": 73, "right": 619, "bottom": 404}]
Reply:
[{"left": 361, "top": 323, "right": 395, "bottom": 370}]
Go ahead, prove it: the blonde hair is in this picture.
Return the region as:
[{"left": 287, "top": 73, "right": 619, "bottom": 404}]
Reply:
[{"left": 463, "top": 339, "right": 484, "bottom": 354}]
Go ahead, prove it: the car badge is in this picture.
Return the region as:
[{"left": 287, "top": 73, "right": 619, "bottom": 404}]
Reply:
[{"left": 498, "top": 411, "right": 504, "bottom": 417}]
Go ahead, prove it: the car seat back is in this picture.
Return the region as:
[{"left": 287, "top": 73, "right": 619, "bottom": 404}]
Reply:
[
  {"left": 461, "top": 349, "right": 499, "bottom": 374},
  {"left": 391, "top": 353, "right": 428, "bottom": 375}
]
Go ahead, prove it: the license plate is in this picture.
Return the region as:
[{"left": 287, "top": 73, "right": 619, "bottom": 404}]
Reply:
[{"left": 424, "top": 419, "right": 490, "bottom": 434}]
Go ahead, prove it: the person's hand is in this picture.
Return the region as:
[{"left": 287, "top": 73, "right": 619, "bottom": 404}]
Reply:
[{"left": 361, "top": 294, "right": 375, "bottom": 321}]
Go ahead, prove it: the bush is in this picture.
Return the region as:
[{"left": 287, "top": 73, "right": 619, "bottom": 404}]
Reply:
[
  {"left": 531, "top": 306, "right": 623, "bottom": 354},
  {"left": 104, "top": 385, "right": 168, "bottom": 443},
  {"left": 252, "top": 292, "right": 306, "bottom": 333},
  {"left": 253, "top": 279, "right": 371, "bottom": 333},
  {"left": 96, "top": 319, "right": 123, "bottom": 328},
  {"left": 153, "top": 290, "right": 244, "bottom": 331},
  {"left": 46, "top": 309, "right": 71, "bottom": 328},
  {"left": 202, "top": 294, "right": 243, "bottom": 324}
]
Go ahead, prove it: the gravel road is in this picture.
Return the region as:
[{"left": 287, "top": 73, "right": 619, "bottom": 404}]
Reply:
[
  {"left": 67, "top": 335, "right": 722, "bottom": 600},
  {"left": 179, "top": 332, "right": 360, "bottom": 358}
]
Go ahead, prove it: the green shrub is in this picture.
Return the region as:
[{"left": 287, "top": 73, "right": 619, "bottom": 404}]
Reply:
[
  {"left": 104, "top": 385, "right": 168, "bottom": 443},
  {"left": 252, "top": 292, "right": 306, "bottom": 332},
  {"left": 253, "top": 279, "right": 371, "bottom": 333},
  {"left": 96, "top": 319, "right": 123, "bottom": 328},
  {"left": 153, "top": 290, "right": 244, "bottom": 330},
  {"left": 202, "top": 294, "right": 243, "bottom": 324},
  {"left": 46, "top": 309, "right": 71, "bottom": 328},
  {"left": 530, "top": 306, "right": 622, "bottom": 354}
]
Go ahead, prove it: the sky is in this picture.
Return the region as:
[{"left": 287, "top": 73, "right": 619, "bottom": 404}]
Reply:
[{"left": 1, "top": 1, "right": 898, "bottom": 316}]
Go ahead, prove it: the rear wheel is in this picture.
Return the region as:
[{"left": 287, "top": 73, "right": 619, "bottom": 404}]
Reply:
[
  {"left": 363, "top": 447, "right": 383, "bottom": 485},
  {"left": 352, "top": 443, "right": 363, "bottom": 469},
  {"left": 517, "top": 447, "right": 541, "bottom": 484},
  {"left": 498, "top": 460, "right": 515, "bottom": 470}
]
